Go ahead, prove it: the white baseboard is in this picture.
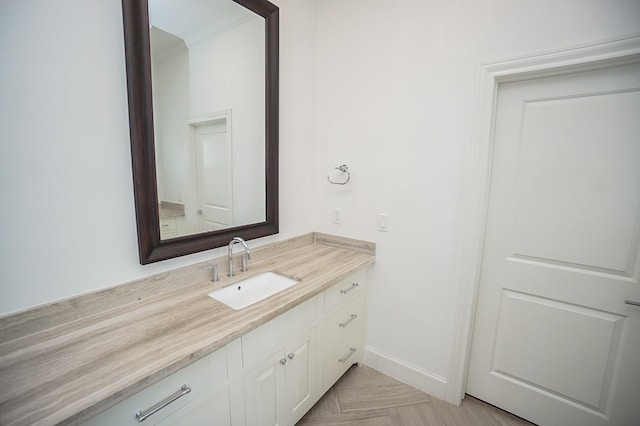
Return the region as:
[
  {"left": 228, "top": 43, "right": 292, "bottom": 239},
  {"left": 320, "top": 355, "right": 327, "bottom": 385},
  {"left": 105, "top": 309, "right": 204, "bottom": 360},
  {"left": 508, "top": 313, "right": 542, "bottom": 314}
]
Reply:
[{"left": 363, "top": 346, "right": 449, "bottom": 402}]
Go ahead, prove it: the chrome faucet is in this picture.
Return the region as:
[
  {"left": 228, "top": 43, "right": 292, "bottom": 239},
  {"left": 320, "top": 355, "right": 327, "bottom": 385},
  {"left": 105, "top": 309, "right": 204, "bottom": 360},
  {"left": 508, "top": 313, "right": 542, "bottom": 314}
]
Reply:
[{"left": 228, "top": 237, "right": 251, "bottom": 277}]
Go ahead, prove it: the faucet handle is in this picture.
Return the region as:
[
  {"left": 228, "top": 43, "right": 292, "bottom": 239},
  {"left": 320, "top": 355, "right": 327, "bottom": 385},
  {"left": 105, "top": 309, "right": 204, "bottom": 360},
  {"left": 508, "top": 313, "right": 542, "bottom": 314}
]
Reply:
[
  {"left": 211, "top": 263, "right": 219, "bottom": 282},
  {"left": 241, "top": 253, "right": 249, "bottom": 272}
]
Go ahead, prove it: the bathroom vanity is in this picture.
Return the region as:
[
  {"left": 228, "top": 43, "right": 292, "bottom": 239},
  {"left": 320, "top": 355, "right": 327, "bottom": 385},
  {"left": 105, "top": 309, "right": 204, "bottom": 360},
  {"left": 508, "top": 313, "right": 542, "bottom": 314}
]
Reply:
[{"left": 0, "top": 233, "right": 374, "bottom": 426}]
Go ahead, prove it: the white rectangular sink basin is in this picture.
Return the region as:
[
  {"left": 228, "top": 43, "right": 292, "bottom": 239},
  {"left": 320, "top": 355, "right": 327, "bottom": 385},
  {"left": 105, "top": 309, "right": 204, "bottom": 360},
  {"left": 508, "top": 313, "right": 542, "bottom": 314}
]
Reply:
[{"left": 207, "top": 272, "right": 299, "bottom": 310}]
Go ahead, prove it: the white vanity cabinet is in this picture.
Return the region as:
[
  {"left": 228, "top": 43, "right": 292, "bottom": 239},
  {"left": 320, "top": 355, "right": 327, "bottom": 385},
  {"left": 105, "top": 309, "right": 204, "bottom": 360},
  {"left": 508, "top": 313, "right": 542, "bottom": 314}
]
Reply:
[
  {"left": 159, "top": 216, "right": 186, "bottom": 239},
  {"left": 242, "top": 327, "right": 316, "bottom": 426},
  {"left": 82, "top": 347, "right": 230, "bottom": 426},
  {"left": 81, "top": 267, "right": 369, "bottom": 426},
  {"left": 239, "top": 268, "right": 368, "bottom": 425},
  {"left": 239, "top": 296, "right": 318, "bottom": 426},
  {"left": 318, "top": 268, "right": 367, "bottom": 393},
  {"left": 159, "top": 217, "right": 177, "bottom": 239}
]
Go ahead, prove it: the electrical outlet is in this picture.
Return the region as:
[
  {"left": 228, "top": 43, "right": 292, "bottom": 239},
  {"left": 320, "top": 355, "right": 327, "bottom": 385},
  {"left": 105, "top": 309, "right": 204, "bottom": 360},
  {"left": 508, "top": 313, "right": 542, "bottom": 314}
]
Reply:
[
  {"left": 333, "top": 207, "right": 342, "bottom": 224},
  {"left": 378, "top": 213, "right": 390, "bottom": 232}
]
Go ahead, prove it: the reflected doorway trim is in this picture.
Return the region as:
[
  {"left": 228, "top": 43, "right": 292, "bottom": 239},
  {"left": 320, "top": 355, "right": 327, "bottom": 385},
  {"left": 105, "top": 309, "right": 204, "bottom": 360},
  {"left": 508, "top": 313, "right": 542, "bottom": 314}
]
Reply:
[
  {"left": 186, "top": 110, "right": 233, "bottom": 235},
  {"left": 447, "top": 34, "right": 640, "bottom": 405}
]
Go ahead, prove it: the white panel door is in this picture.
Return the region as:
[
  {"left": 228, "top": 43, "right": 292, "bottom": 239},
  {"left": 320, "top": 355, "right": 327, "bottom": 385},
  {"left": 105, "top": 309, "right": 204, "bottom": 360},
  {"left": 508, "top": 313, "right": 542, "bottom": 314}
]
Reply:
[
  {"left": 195, "top": 120, "right": 233, "bottom": 232},
  {"left": 467, "top": 58, "right": 640, "bottom": 426}
]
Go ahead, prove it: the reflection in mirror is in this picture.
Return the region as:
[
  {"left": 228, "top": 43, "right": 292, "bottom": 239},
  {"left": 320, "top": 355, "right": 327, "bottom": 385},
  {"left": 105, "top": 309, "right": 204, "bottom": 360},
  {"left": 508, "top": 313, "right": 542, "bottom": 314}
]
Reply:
[
  {"left": 149, "top": 0, "right": 266, "bottom": 240},
  {"left": 121, "top": 0, "right": 279, "bottom": 264}
]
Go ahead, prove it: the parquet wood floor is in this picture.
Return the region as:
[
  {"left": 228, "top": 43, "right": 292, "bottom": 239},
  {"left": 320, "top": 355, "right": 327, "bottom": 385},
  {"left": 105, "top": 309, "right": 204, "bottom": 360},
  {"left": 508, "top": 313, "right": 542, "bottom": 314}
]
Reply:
[{"left": 297, "top": 364, "right": 535, "bottom": 426}]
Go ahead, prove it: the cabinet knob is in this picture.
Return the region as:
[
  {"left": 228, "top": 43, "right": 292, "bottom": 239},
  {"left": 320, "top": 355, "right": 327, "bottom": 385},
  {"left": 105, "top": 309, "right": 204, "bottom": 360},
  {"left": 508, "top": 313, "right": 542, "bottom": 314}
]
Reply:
[
  {"left": 287, "top": 353, "right": 295, "bottom": 360},
  {"left": 279, "top": 358, "right": 287, "bottom": 365}
]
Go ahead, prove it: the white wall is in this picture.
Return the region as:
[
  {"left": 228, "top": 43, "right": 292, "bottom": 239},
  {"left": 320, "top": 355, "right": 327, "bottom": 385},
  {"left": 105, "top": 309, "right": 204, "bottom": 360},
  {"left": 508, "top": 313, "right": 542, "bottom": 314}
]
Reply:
[
  {"left": 0, "top": 0, "right": 316, "bottom": 315},
  {"left": 313, "top": 0, "right": 640, "bottom": 399},
  {"left": 152, "top": 36, "right": 190, "bottom": 203}
]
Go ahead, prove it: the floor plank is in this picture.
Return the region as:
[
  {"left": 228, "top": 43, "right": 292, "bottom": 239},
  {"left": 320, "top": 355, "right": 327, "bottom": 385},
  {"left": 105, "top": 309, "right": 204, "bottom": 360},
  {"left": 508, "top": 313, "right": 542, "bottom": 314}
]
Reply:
[
  {"left": 389, "top": 404, "right": 446, "bottom": 426},
  {"left": 297, "top": 410, "right": 395, "bottom": 426},
  {"left": 297, "top": 364, "right": 535, "bottom": 426}
]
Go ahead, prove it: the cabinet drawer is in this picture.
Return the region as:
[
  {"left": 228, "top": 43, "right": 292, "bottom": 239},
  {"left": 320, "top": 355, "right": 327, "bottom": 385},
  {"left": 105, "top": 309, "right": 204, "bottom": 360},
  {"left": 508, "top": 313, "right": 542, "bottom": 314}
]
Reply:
[
  {"left": 83, "top": 348, "right": 227, "bottom": 426},
  {"left": 242, "top": 296, "right": 317, "bottom": 368},
  {"left": 156, "top": 385, "right": 230, "bottom": 426},
  {"left": 159, "top": 218, "right": 177, "bottom": 232},
  {"left": 324, "top": 269, "right": 366, "bottom": 312},
  {"left": 322, "top": 292, "right": 366, "bottom": 350},
  {"left": 160, "top": 218, "right": 177, "bottom": 239},
  {"left": 322, "top": 340, "right": 364, "bottom": 391}
]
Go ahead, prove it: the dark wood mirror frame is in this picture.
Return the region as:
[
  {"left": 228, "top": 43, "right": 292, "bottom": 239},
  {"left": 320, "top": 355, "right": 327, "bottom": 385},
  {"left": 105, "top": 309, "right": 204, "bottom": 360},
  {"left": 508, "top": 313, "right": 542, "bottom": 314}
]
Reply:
[{"left": 122, "top": 0, "right": 279, "bottom": 264}]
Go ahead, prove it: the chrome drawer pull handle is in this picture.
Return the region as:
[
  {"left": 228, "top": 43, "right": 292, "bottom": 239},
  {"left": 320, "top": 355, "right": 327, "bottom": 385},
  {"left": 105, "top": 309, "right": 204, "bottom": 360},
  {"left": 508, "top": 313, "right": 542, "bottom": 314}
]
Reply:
[
  {"left": 135, "top": 384, "right": 191, "bottom": 422},
  {"left": 625, "top": 300, "right": 640, "bottom": 307},
  {"left": 340, "top": 283, "right": 359, "bottom": 294},
  {"left": 339, "top": 314, "right": 358, "bottom": 328},
  {"left": 339, "top": 348, "right": 357, "bottom": 364}
]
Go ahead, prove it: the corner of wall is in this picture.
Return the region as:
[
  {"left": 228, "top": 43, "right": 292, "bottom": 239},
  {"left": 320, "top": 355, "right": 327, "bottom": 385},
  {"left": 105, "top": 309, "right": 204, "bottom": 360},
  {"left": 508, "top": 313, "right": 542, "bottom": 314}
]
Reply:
[{"left": 364, "top": 346, "right": 449, "bottom": 402}]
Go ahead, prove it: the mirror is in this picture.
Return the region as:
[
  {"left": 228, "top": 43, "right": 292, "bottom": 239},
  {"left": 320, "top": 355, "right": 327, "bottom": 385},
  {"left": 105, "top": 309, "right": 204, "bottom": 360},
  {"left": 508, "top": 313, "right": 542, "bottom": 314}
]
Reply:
[{"left": 122, "top": 0, "right": 279, "bottom": 264}]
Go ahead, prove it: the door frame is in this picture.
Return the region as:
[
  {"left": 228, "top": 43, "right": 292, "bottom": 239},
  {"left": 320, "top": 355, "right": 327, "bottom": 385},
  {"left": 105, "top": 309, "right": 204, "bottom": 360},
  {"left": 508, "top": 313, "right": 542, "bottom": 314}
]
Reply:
[{"left": 446, "top": 34, "right": 640, "bottom": 405}]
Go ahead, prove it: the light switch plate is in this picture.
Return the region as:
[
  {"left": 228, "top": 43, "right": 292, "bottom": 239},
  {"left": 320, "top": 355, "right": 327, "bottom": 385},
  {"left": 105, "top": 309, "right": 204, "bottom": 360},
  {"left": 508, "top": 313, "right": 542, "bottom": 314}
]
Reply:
[
  {"left": 378, "top": 213, "right": 390, "bottom": 232},
  {"left": 333, "top": 207, "right": 342, "bottom": 224}
]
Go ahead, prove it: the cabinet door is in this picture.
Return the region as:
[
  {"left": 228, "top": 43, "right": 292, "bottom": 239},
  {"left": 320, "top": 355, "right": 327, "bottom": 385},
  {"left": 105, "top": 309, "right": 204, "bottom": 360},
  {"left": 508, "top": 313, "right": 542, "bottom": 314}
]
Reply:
[
  {"left": 244, "top": 348, "right": 286, "bottom": 426},
  {"left": 285, "top": 328, "right": 316, "bottom": 425},
  {"left": 157, "top": 385, "right": 230, "bottom": 426}
]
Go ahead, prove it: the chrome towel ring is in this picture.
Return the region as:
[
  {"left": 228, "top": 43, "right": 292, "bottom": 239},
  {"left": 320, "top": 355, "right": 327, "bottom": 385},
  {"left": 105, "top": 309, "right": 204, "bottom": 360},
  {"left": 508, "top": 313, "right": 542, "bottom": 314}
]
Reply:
[{"left": 327, "top": 164, "right": 351, "bottom": 185}]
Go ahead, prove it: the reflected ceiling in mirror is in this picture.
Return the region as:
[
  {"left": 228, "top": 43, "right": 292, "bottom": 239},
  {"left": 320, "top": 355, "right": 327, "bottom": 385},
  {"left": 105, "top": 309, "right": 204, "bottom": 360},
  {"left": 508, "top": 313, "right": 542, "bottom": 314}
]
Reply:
[{"left": 122, "top": 0, "right": 278, "bottom": 264}]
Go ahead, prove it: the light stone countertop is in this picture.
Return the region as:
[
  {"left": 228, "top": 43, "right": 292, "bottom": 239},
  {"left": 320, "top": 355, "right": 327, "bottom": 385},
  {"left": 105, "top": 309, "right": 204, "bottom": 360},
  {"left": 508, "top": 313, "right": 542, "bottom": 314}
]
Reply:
[
  {"left": 0, "top": 233, "right": 375, "bottom": 426},
  {"left": 158, "top": 202, "right": 185, "bottom": 219}
]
